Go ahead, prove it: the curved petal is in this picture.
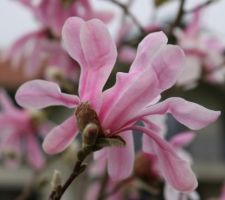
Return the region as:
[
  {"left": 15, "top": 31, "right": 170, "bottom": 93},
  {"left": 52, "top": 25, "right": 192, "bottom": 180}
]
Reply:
[
  {"left": 107, "top": 131, "right": 134, "bottom": 181},
  {"left": 133, "top": 126, "right": 198, "bottom": 192},
  {"left": 26, "top": 134, "right": 45, "bottom": 170},
  {"left": 138, "top": 97, "right": 220, "bottom": 130},
  {"left": 149, "top": 45, "right": 185, "bottom": 90},
  {"left": 62, "top": 17, "right": 117, "bottom": 108},
  {"left": 100, "top": 33, "right": 184, "bottom": 131},
  {"left": 16, "top": 80, "right": 79, "bottom": 109},
  {"left": 100, "top": 69, "right": 159, "bottom": 131},
  {"left": 130, "top": 32, "right": 185, "bottom": 91},
  {"left": 130, "top": 31, "right": 168, "bottom": 72},
  {"left": 170, "top": 132, "right": 195, "bottom": 149},
  {"left": 43, "top": 116, "right": 78, "bottom": 154},
  {"left": 62, "top": 17, "right": 85, "bottom": 66}
]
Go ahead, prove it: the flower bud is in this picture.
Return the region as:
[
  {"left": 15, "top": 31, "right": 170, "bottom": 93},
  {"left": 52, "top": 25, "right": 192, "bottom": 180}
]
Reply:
[{"left": 82, "top": 123, "right": 99, "bottom": 147}]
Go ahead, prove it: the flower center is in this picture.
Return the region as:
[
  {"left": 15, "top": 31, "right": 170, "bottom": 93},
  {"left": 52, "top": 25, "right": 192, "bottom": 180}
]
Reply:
[{"left": 75, "top": 102, "right": 104, "bottom": 136}]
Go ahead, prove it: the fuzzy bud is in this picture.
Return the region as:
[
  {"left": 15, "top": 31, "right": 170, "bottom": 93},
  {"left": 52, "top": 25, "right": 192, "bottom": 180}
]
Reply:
[
  {"left": 82, "top": 123, "right": 99, "bottom": 147},
  {"left": 75, "top": 102, "right": 104, "bottom": 136}
]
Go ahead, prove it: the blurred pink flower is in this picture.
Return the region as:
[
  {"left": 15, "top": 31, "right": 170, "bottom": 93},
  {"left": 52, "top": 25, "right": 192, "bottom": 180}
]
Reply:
[
  {"left": 3, "top": 29, "right": 78, "bottom": 78},
  {"left": 0, "top": 90, "right": 45, "bottom": 170},
  {"left": 16, "top": 17, "right": 220, "bottom": 192},
  {"left": 19, "top": 0, "right": 114, "bottom": 37},
  {"left": 175, "top": 9, "right": 225, "bottom": 86},
  {"left": 4, "top": 0, "right": 114, "bottom": 77}
]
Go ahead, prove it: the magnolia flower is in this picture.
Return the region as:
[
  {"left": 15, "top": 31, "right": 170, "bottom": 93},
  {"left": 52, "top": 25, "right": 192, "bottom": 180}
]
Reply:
[
  {"left": 16, "top": 17, "right": 220, "bottom": 192},
  {"left": 175, "top": 9, "right": 225, "bottom": 87},
  {"left": 3, "top": 30, "right": 77, "bottom": 78},
  {"left": 0, "top": 90, "right": 45, "bottom": 169},
  {"left": 19, "top": 0, "right": 114, "bottom": 37},
  {"left": 3, "top": 0, "right": 113, "bottom": 77}
]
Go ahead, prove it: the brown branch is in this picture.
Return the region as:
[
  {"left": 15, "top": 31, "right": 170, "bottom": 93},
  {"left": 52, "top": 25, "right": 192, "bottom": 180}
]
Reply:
[{"left": 48, "top": 147, "right": 93, "bottom": 200}]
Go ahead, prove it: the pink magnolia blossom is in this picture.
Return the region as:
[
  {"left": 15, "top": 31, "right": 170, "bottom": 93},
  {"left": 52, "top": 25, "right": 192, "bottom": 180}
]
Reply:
[
  {"left": 19, "top": 0, "right": 114, "bottom": 37},
  {"left": 175, "top": 9, "right": 225, "bottom": 86},
  {"left": 4, "top": 0, "right": 113, "bottom": 77},
  {"left": 3, "top": 29, "right": 78, "bottom": 78},
  {"left": 16, "top": 17, "right": 220, "bottom": 192},
  {"left": 0, "top": 90, "right": 45, "bottom": 169}
]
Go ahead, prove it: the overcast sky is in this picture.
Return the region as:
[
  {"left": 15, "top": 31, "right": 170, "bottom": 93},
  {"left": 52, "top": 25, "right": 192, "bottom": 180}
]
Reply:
[{"left": 0, "top": 0, "right": 225, "bottom": 48}]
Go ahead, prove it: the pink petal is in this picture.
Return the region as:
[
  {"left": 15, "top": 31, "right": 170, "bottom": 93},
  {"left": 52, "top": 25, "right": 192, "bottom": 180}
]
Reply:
[
  {"left": 100, "top": 69, "right": 159, "bottom": 131},
  {"left": 62, "top": 17, "right": 85, "bottom": 66},
  {"left": 139, "top": 97, "right": 220, "bottom": 130},
  {"left": 149, "top": 45, "right": 185, "bottom": 90},
  {"left": 130, "top": 31, "right": 168, "bottom": 72},
  {"left": 107, "top": 131, "right": 134, "bottom": 181},
  {"left": 26, "top": 134, "right": 45, "bottom": 170},
  {"left": 43, "top": 116, "right": 78, "bottom": 154},
  {"left": 0, "top": 114, "right": 17, "bottom": 130},
  {"left": 62, "top": 17, "right": 117, "bottom": 108},
  {"left": 170, "top": 132, "right": 195, "bottom": 149},
  {"left": 100, "top": 33, "right": 184, "bottom": 131},
  {"left": 16, "top": 80, "right": 79, "bottom": 109},
  {"left": 134, "top": 126, "right": 198, "bottom": 192}
]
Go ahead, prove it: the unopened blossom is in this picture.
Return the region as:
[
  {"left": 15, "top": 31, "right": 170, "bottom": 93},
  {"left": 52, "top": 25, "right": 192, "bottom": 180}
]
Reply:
[
  {"left": 0, "top": 90, "right": 46, "bottom": 169},
  {"left": 16, "top": 17, "right": 220, "bottom": 192},
  {"left": 175, "top": 9, "right": 225, "bottom": 87},
  {"left": 4, "top": 0, "right": 113, "bottom": 77}
]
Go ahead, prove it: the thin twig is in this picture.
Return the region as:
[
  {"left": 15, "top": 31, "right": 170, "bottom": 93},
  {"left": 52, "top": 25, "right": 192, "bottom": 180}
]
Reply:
[
  {"left": 108, "top": 0, "right": 146, "bottom": 35},
  {"left": 48, "top": 147, "right": 93, "bottom": 200}
]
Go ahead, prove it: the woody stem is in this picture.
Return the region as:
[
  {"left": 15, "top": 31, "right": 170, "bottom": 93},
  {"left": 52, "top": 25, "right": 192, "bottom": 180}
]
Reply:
[{"left": 48, "top": 146, "right": 93, "bottom": 200}]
